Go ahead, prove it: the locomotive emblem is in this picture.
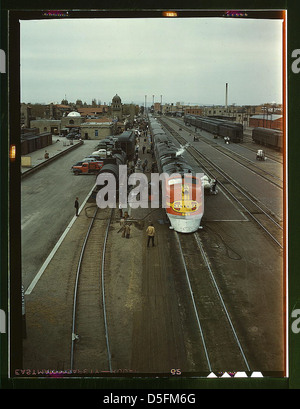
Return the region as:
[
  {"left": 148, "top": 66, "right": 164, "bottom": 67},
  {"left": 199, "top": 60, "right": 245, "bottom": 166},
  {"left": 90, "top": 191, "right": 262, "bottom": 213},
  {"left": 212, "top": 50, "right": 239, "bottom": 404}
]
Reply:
[
  {"left": 170, "top": 185, "right": 200, "bottom": 213},
  {"left": 171, "top": 200, "right": 200, "bottom": 213}
]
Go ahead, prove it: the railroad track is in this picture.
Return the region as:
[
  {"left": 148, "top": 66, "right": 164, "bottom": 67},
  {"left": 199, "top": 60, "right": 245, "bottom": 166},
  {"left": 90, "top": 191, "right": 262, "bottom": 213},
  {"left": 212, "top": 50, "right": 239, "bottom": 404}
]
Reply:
[
  {"left": 160, "top": 119, "right": 283, "bottom": 249},
  {"left": 175, "top": 231, "right": 251, "bottom": 372},
  {"left": 165, "top": 116, "right": 283, "bottom": 171},
  {"left": 242, "top": 133, "right": 283, "bottom": 164},
  {"left": 70, "top": 206, "right": 114, "bottom": 372}
]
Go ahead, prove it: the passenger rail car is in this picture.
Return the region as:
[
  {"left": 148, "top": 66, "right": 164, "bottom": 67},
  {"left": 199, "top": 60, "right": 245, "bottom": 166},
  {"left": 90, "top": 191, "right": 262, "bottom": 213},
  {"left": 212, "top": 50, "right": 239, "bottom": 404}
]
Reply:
[
  {"left": 149, "top": 116, "right": 204, "bottom": 233},
  {"left": 252, "top": 127, "right": 283, "bottom": 151},
  {"left": 184, "top": 114, "right": 243, "bottom": 142}
]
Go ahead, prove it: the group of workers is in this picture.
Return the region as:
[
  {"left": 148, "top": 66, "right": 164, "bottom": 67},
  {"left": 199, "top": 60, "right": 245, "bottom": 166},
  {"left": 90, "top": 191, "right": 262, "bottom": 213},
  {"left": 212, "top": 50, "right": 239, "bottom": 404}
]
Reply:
[
  {"left": 119, "top": 129, "right": 157, "bottom": 246},
  {"left": 119, "top": 208, "right": 156, "bottom": 247}
]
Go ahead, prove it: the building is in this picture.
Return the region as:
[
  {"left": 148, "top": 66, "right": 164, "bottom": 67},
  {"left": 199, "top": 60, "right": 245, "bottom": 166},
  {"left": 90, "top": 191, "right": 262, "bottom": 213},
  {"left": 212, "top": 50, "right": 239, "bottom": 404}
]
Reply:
[
  {"left": 154, "top": 102, "right": 162, "bottom": 113},
  {"left": 77, "top": 106, "right": 108, "bottom": 118},
  {"left": 29, "top": 119, "right": 61, "bottom": 135},
  {"left": 249, "top": 114, "right": 283, "bottom": 130},
  {"left": 61, "top": 111, "right": 83, "bottom": 129},
  {"left": 21, "top": 103, "right": 48, "bottom": 128},
  {"left": 21, "top": 128, "right": 52, "bottom": 156},
  {"left": 111, "top": 94, "right": 123, "bottom": 121},
  {"left": 184, "top": 107, "right": 203, "bottom": 116},
  {"left": 47, "top": 103, "right": 72, "bottom": 119},
  {"left": 25, "top": 94, "right": 137, "bottom": 140},
  {"left": 80, "top": 121, "right": 115, "bottom": 140}
]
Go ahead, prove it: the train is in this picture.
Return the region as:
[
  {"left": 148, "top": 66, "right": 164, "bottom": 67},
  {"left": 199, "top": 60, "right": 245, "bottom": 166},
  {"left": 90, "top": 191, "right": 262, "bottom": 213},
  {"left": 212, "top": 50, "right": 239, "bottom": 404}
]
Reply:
[
  {"left": 93, "top": 130, "right": 136, "bottom": 161},
  {"left": 148, "top": 115, "right": 205, "bottom": 233},
  {"left": 184, "top": 114, "right": 243, "bottom": 143},
  {"left": 251, "top": 127, "right": 283, "bottom": 151},
  {"left": 85, "top": 131, "right": 135, "bottom": 204},
  {"left": 92, "top": 120, "right": 207, "bottom": 233}
]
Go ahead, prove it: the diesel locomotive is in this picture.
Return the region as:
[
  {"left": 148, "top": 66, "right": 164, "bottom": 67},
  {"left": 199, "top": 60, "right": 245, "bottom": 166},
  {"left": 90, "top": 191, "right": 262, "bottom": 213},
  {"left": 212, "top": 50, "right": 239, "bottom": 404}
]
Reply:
[{"left": 149, "top": 115, "right": 204, "bottom": 233}]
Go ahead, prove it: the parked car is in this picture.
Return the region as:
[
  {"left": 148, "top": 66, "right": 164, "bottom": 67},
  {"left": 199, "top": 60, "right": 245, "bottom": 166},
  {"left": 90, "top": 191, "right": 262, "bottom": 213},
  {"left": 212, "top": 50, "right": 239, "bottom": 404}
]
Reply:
[
  {"left": 72, "top": 161, "right": 104, "bottom": 175},
  {"left": 71, "top": 158, "right": 97, "bottom": 170}
]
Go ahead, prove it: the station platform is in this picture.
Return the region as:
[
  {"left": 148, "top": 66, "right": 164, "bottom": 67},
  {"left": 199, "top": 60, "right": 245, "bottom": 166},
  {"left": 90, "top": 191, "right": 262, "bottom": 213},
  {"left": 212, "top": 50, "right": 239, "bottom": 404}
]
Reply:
[{"left": 21, "top": 137, "right": 82, "bottom": 174}]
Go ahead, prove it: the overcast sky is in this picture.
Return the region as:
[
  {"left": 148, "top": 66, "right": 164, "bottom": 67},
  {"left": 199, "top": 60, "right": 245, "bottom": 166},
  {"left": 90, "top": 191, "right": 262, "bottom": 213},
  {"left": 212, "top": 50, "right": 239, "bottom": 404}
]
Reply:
[{"left": 20, "top": 17, "right": 283, "bottom": 106}]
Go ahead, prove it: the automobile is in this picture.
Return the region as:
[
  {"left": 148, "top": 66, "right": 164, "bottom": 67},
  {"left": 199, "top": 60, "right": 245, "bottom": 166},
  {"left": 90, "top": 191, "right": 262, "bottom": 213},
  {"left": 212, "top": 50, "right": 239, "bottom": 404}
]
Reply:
[
  {"left": 82, "top": 157, "right": 98, "bottom": 162},
  {"left": 72, "top": 160, "right": 104, "bottom": 175},
  {"left": 71, "top": 158, "right": 97, "bottom": 169},
  {"left": 92, "top": 149, "right": 109, "bottom": 158},
  {"left": 85, "top": 155, "right": 103, "bottom": 161}
]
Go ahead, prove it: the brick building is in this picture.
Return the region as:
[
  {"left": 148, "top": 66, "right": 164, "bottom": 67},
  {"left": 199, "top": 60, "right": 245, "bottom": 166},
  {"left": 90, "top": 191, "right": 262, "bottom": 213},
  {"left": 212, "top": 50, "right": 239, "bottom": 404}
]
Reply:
[
  {"left": 249, "top": 114, "right": 283, "bottom": 131},
  {"left": 184, "top": 107, "right": 203, "bottom": 115}
]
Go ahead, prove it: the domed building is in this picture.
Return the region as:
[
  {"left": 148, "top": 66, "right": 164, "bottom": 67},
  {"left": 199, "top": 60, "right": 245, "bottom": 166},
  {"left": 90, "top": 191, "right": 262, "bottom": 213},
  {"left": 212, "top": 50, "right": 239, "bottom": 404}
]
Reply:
[
  {"left": 67, "top": 111, "right": 81, "bottom": 118},
  {"left": 61, "top": 110, "right": 82, "bottom": 129},
  {"left": 111, "top": 94, "right": 123, "bottom": 121}
]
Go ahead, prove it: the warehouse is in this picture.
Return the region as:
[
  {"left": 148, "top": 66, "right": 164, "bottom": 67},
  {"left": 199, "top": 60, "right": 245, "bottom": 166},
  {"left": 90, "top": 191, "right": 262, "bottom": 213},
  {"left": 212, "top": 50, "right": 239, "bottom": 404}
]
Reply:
[
  {"left": 21, "top": 131, "right": 52, "bottom": 155},
  {"left": 249, "top": 114, "right": 283, "bottom": 131}
]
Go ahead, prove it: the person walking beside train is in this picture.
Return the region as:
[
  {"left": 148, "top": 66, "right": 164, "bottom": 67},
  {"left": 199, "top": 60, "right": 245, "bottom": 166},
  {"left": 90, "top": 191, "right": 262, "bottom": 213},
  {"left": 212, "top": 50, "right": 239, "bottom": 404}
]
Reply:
[
  {"left": 146, "top": 222, "right": 155, "bottom": 247},
  {"left": 142, "top": 160, "right": 147, "bottom": 173},
  {"left": 74, "top": 197, "right": 79, "bottom": 216}
]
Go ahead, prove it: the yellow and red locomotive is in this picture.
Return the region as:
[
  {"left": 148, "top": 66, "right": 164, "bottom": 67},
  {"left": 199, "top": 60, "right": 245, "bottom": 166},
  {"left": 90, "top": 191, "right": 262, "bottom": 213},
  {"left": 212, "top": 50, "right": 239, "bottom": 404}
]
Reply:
[{"left": 150, "top": 116, "right": 204, "bottom": 233}]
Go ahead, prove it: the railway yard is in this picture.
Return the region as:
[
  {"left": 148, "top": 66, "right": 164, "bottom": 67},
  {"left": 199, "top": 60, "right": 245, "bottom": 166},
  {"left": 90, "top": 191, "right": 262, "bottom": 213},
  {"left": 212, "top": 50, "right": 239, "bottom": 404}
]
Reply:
[{"left": 21, "top": 116, "right": 285, "bottom": 378}]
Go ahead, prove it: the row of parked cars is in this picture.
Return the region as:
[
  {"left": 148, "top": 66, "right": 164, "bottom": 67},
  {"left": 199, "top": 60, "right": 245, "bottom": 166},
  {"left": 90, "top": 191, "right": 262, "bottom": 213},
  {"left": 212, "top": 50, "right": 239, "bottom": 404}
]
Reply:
[{"left": 70, "top": 143, "right": 114, "bottom": 175}]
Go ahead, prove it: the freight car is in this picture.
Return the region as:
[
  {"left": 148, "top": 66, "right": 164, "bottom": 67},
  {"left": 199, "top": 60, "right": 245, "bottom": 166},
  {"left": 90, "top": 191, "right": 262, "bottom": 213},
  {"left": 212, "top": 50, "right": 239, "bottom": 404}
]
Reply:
[
  {"left": 114, "top": 130, "right": 136, "bottom": 161},
  {"left": 184, "top": 114, "right": 243, "bottom": 142},
  {"left": 252, "top": 127, "right": 283, "bottom": 151}
]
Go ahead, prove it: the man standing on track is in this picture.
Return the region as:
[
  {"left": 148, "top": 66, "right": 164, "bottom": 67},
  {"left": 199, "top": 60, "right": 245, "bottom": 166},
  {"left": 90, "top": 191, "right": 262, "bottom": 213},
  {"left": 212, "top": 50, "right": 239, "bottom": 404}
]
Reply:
[{"left": 146, "top": 222, "right": 155, "bottom": 247}]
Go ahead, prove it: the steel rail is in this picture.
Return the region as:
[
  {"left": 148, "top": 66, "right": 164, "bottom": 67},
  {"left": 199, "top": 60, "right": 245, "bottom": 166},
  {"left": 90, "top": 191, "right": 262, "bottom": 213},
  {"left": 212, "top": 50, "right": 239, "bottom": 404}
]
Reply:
[
  {"left": 101, "top": 208, "right": 114, "bottom": 373},
  {"left": 70, "top": 207, "right": 113, "bottom": 372},
  {"left": 160, "top": 119, "right": 283, "bottom": 248},
  {"left": 191, "top": 147, "right": 283, "bottom": 248},
  {"left": 191, "top": 146, "right": 283, "bottom": 232},
  {"left": 194, "top": 233, "right": 251, "bottom": 371},
  {"left": 163, "top": 117, "right": 283, "bottom": 189},
  {"left": 167, "top": 116, "right": 283, "bottom": 165},
  {"left": 70, "top": 207, "right": 98, "bottom": 370},
  {"left": 175, "top": 232, "right": 212, "bottom": 372}
]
